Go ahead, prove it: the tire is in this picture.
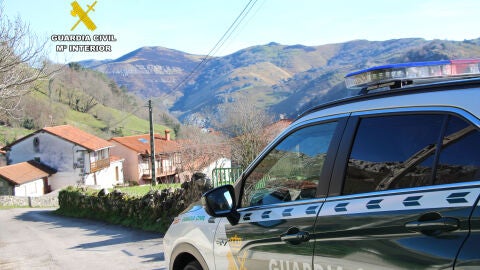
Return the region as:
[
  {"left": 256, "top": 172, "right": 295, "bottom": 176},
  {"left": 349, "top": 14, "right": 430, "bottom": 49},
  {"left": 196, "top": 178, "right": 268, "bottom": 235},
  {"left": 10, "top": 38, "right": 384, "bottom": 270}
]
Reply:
[
  {"left": 170, "top": 244, "right": 208, "bottom": 270},
  {"left": 184, "top": 260, "right": 202, "bottom": 270}
]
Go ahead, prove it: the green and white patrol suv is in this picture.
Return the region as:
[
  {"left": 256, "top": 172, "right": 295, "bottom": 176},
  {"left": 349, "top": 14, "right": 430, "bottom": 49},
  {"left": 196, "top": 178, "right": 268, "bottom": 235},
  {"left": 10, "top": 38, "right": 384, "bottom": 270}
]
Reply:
[{"left": 164, "top": 59, "right": 480, "bottom": 270}]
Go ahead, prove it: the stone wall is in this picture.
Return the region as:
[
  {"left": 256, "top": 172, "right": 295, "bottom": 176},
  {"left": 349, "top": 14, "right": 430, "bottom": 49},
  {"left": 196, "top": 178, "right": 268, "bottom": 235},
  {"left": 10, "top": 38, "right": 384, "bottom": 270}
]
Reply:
[
  {"left": 0, "top": 195, "right": 59, "bottom": 207},
  {"left": 56, "top": 176, "right": 212, "bottom": 233}
]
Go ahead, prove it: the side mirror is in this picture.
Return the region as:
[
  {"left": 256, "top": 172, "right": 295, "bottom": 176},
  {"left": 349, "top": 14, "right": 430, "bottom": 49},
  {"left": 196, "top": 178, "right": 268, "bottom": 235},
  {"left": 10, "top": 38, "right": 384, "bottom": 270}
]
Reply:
[{"left": 202, "top": 185, "right": 240, "bottom": 225}]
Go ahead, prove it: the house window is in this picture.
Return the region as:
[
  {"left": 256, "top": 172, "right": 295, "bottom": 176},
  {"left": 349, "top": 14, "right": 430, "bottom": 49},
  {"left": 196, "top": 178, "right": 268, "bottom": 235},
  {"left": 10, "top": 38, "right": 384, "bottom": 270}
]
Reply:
[
  {"left": 95, "top": 149, "right": 109, "bottom": 160},
  {"left": 33, "top": 137, "right": 40, "bottom": 153}
]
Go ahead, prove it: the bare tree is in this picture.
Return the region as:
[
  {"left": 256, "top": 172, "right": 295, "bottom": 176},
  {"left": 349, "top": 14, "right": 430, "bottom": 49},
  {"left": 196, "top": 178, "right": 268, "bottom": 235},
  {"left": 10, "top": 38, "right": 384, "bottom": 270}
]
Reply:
[
  {"left": 215, "top": 96, "right": 272, "bottom": 169},
  {"left": 0, "top": 7, "right": 54, "bottom": 116},
  {"left": 177, "top": 124, "right": 229, "bottom": 181}
]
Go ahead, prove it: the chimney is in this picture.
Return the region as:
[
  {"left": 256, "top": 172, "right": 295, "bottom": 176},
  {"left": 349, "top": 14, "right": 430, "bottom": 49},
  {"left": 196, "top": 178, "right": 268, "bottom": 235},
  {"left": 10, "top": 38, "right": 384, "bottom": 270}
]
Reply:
[{"left": 165, "top": 129, "right": 171, "bottom": 141}]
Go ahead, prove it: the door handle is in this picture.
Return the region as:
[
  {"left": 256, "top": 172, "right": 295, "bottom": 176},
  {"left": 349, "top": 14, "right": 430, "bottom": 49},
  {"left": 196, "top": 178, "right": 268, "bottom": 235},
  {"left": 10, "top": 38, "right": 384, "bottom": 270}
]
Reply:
[
  {"left": 280, "top": 227, "right": 310, "bottom": 245},
  {"left": 405, "top": 213, "right": 459, "bottom": 236}
]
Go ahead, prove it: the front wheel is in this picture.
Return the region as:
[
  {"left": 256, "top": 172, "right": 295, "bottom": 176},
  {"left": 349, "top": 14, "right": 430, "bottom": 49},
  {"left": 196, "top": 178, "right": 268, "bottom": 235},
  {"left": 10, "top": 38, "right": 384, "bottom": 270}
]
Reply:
[{"left": 184, "top": 260, "right": 202, "bottom": 270}]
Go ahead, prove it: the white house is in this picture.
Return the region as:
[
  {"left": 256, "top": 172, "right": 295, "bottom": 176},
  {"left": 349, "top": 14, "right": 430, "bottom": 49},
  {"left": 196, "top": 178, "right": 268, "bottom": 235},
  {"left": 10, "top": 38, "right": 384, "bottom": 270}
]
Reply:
[
  {"left": 3, "top": 125, "right": 124, "bottom": 191},
  {"left": 0, "top": 160, "right": 56, "bottom": 196},
  {"left": 201, "top": 157, "right": 231, "bottom": 180}
]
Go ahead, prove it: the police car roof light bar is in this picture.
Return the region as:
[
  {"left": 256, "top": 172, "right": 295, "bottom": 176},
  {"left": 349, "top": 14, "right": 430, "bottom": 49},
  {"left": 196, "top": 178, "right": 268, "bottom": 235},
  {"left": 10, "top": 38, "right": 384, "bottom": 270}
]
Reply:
[{"left": 345, "top": 59, "right": 480, "bottom": 90}]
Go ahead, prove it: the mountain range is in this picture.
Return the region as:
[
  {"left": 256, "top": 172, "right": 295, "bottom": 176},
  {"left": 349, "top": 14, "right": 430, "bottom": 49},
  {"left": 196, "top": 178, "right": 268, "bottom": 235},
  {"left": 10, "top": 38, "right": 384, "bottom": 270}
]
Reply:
[{"left": 80, "top": 38, "right": 480, "bottom": 123}]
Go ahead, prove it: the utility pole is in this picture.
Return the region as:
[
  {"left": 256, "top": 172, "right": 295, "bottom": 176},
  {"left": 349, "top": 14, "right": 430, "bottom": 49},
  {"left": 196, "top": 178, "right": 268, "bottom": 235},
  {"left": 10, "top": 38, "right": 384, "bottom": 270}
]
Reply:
[{"left": 148, "top": 100, "right": 156, "bottom": 185}]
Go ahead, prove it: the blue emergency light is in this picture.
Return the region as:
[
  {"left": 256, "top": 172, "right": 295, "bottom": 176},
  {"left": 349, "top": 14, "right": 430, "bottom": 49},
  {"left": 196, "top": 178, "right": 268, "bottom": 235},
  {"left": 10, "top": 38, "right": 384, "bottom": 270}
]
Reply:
[{"left": 345, "top": 59, "right": 480, "bottom": 90}]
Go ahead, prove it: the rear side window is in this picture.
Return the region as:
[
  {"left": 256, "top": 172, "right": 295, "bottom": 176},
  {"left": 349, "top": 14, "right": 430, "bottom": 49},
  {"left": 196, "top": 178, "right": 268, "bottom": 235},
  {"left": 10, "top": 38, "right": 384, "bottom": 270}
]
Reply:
[
  {"left": 436, "top": 116, "right": 480, "bottom": 184},
  {"left": 343, "top": 114, "right": 480, "bottom": 195}
]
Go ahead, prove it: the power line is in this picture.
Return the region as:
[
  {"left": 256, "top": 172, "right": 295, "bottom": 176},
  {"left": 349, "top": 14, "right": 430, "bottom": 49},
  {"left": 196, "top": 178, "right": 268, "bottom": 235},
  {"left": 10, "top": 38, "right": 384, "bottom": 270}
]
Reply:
[
  {"left": 155, "top": 0, "right": 259, "bottom": 97},
  {"left": 210, "top": 0, "right": 260, "bottom": 57},
  {"left": 200, "top": 0, "right": 258, "bottom": 63},
  {"left": 112, "top": 0, "right": 260, "bottom": 128},
  {"left": 213, "top": 0, "right": 265, "bottom": 56}
]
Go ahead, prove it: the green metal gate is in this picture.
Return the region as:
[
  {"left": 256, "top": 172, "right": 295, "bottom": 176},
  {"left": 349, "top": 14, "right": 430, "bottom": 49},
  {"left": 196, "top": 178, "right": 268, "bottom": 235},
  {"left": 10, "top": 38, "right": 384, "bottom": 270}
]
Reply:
[{"left": 212, "top": 167, "right": 243, "bottom": 187}]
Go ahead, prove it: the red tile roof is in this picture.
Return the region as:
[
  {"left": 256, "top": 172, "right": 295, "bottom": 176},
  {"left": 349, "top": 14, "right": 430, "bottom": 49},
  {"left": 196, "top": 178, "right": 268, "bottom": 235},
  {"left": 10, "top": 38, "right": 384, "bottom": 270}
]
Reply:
[
  {"left": 43, "top": 125, "right": 113, "bottom": 151},
  {"left": 263, "top": 119, "right": 293, "bottom": 141},
  {"left": 0, "top": 161, "right": 56, "bottom": 185},
  {"left": 110, "top": 134, "right": 180, "bottom": 154}
]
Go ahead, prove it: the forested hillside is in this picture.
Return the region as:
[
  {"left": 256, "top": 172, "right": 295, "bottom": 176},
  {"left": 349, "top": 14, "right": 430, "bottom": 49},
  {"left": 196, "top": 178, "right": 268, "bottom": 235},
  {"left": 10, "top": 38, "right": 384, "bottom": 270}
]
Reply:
[{"left": 0, "top": 63, "right": 172, "bottom": 145}]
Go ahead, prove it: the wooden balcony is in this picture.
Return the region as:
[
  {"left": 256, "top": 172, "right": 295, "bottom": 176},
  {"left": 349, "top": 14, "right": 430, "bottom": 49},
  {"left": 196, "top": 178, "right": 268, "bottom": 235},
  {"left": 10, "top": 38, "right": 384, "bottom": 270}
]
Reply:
[
  {"left": 90, "top": 158, "right": 110, "bottom": 173},
  {"left": 157, "top": 166, "right": 177, "bottom": 177},
  {"left": 142, "top": 166, "right": 177, "bottom": 178}
]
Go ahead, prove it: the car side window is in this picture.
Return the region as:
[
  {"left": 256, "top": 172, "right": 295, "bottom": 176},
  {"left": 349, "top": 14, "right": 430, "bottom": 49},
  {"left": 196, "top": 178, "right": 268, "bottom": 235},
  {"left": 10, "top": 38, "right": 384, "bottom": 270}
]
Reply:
[
  {"left": 241, "top": 122, "right": 338, "bottom": 207},
  {"left": 436, "top": 116, "right": 480, "bottom": 184},
  {"left": 343, "top": 113, "right": 480, "bottom": 195}
]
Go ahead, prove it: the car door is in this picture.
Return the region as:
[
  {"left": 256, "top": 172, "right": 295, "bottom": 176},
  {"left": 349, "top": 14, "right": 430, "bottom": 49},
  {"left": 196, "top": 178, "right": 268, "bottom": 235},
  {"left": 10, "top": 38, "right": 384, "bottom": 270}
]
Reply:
[
  {"left": 212, "top": 117, "right": 346, "bottom": 270},
  {"left": 313, "top": 110, "right": 480, "bottom": 269},
  {"left": 455, "top": 199, "right": 480, "bottom": 269}
]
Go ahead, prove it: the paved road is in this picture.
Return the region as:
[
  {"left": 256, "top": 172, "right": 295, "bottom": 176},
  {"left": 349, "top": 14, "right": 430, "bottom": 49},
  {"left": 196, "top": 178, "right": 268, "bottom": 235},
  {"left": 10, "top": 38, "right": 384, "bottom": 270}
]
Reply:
[{"left": 0, "top": 208, "right": 166, "bottom": 270}]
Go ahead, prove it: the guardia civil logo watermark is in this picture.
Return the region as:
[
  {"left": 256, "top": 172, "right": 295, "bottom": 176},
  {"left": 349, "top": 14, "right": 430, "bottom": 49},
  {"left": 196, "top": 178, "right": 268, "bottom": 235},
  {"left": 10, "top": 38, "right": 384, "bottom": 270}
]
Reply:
[
  {"left": 70, "top": 0, "right": 97, "bottom": 31},
  {"left": 51, "top": 0, "right": 117, "bottom": 54}
]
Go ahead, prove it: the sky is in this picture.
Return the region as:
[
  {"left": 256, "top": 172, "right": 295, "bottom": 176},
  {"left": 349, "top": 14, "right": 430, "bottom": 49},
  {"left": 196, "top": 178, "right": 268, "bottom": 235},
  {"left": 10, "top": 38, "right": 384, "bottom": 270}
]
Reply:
[{"left": 3, "top": 0, "right": 480, "bottom": 64}]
